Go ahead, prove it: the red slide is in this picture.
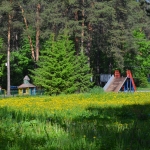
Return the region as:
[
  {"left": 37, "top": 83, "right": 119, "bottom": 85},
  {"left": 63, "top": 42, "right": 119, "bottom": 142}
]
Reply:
[
  {"left": 126, "top": 70, "right": 136, "bottom": 91},
  {"left": 114, "top": 70, "right": 120, "bottom": 78}
]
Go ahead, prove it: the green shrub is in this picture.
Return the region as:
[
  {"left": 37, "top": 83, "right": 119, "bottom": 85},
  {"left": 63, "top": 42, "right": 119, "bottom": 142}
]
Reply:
[
  {"left": 139, "top": 77, "right": 149, "bottom": 88},
  {"left": 89, "top": 86, "right": 104, "bottom": 94}
]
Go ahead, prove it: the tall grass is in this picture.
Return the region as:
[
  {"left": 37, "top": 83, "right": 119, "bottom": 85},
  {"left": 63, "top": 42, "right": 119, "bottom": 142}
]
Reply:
[{"left": 0, "top": 92, "right": 150, "bottom": 149}]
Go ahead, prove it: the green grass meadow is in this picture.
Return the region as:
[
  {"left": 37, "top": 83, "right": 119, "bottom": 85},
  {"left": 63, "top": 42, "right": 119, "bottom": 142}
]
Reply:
[{"left": 0, "top": 92, "right": 150, "bottom": 150}]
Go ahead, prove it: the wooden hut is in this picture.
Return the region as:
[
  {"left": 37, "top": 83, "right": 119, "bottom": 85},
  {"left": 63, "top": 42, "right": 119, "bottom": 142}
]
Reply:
[{"left": 18, "top": 75, "right": 36, "bottom": 95}]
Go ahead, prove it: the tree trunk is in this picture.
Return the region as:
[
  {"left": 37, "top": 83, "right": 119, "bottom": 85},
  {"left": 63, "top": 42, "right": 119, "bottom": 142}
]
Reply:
[
  {"left": 36, "top": 4, "right": 40, "bottom": 61},
  {"left": 19, "top": 4, "right": 35, "bottom": 61},
  {"left": 7, "top": 14, "right": 11, "bottom": 96},
  {"left": 81, "top": 4, "right": 84, "bottom": 54},
  {"left": 86, "top": 22, "right": 93, "bottom": 67},
  {"left": 74, "top": 11, "right": 79, "bottom": 55}
]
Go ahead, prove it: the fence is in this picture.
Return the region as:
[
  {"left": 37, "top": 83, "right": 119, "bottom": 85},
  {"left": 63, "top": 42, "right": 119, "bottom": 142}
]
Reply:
[{"left": 0, "top": 89, "right": 45, "bottom": 98}]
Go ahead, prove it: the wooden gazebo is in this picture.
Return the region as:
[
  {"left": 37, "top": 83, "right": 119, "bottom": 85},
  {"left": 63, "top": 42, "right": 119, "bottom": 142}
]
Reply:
[{"left": 18, "top": 75, "right": 36, "bottom": 95}]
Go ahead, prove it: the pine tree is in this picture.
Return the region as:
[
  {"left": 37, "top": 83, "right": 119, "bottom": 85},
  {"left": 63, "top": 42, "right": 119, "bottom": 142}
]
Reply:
[
  {"left": 30, "top": 33, "right": 92, "bottom": 95},
  {"left": 0, "top": 0, "right": 24, "bottom": 92}
]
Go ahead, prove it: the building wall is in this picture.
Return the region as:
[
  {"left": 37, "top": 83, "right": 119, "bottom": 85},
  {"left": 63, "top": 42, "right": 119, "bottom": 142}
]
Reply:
[{"left": 18, "top": 88, "right": 29, "bottom": 95}]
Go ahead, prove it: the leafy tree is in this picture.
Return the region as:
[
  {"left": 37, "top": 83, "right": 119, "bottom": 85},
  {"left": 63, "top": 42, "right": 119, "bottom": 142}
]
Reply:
[
  {"left": 124, "top": 30, "right": 150, "bottom": 87},
  {"left": 132, "top": 30, "right": 150, "bottom": 77},
  {"left": 10, "top": 38, "right": 35, "bottom": 86},
  {"left": 30, "top": 34, "right": 92, "bottom": 95},
  {"left": 133, "top": 30, "right": 150, "bottom": 76}
]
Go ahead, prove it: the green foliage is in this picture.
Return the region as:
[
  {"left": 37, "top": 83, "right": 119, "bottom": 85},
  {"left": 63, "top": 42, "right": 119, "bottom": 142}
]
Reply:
[
  {"left": 0, "top": 38, "right": 3, "bottom": 49},
  {"left": 10, "top": 38, "right": 35, "bottom": 85},
  {"left": 139, "top": 76, "right": 149, "bottom": 88},
  {"left": 0, "top": 38, "right": 5, "bottom": 78},
  {"left": 124, "top": 30, "right": 150, "bottom": 85},
  {"left": 0, "top": 1, "right": 12, "bottom": 13},
  {"left": 133, "top": 30, "right": 150, "bottom": 77},
  {"left": 89, "top": 86, "right": 104, "bottom": 94},
  {"left": 134, "top": 76, "right": 149, "bottom": 88},
  {"left": 1, "top": 0, "right": 150, "bottom": 88},
  {"left": 30, "top": 34, "right": 92, "bottom": 95},
  {"left": 74, "top": 53, "right": 93, "bottom": 93},
  {"left": 0, "top": 56, "right": 5, "bottom": 78}
]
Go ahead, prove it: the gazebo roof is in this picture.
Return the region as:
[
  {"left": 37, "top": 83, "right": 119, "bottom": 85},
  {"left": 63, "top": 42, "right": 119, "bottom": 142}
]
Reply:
[
  {"left": 18, "top": 75, "right": 36, "bottom": 89},
  {"left": 18, "top": 83, "right": 36, "bottom": 89}
]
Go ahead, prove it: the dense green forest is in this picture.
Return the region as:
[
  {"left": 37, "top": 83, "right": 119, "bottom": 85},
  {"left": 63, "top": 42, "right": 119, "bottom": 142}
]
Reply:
[{"left": 0, "top": 0, "right": 150, "bottom": 95}]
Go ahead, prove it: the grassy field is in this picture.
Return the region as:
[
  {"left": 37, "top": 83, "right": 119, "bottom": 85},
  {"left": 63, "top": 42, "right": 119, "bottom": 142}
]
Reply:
[{"left": 0, "top": 92, "right": 150, "bottom": 150}]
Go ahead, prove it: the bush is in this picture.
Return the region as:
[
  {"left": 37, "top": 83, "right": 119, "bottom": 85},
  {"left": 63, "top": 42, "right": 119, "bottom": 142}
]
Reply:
[
  {"left": 134, "top": 75, "right": 149, "bottom": 88},
  {"left": 139, "top": 77, "right": 149, "bottom": 88},
  {"left": 89, "top": 86, "right": 104, "bottom": 94}
]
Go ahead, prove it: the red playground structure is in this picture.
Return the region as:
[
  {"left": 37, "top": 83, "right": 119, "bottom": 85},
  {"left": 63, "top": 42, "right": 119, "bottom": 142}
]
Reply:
[{"left": 103, "top": 70, "right": 136, "bottom": 92}]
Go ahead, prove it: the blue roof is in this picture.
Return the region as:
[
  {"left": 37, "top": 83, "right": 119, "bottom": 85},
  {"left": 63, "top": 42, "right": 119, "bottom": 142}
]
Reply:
[{"left": 10, "top": 86, "right": 18, "bottom": 90}]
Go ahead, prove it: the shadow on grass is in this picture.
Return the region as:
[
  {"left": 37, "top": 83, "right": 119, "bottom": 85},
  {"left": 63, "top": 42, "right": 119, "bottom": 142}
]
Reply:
[
  {"left": 1, "top": 104, "right": 150, "bottom": 150},
  {"left": 68, "top": 104, "right": 150, "bottom": 150}
]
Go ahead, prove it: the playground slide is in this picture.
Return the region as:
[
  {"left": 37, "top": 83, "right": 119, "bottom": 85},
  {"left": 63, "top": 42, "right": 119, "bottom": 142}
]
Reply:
[
  {"left": 126, "top": 70, "right": 136, "bottom": 91},
  {"left": 103, "top": 75, "right": 115, "bottom": 91},
  {"left": 104, "top": 77, "right": 127, "bottom": 92}
]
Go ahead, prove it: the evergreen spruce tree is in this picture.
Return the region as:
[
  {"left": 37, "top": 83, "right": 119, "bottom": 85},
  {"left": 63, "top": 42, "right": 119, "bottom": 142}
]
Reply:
[
  {"left": 74, "top": 52, "right": 93, "bottom": 93},
  {"left": 30, "top": 34, "right": 91, "bottom": 95}
]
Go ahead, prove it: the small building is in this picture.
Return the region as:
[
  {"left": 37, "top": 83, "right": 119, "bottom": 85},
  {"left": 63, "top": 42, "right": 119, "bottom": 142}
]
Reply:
[{"left": 18, "top": 75, "right": 36, "bottom": 95}]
